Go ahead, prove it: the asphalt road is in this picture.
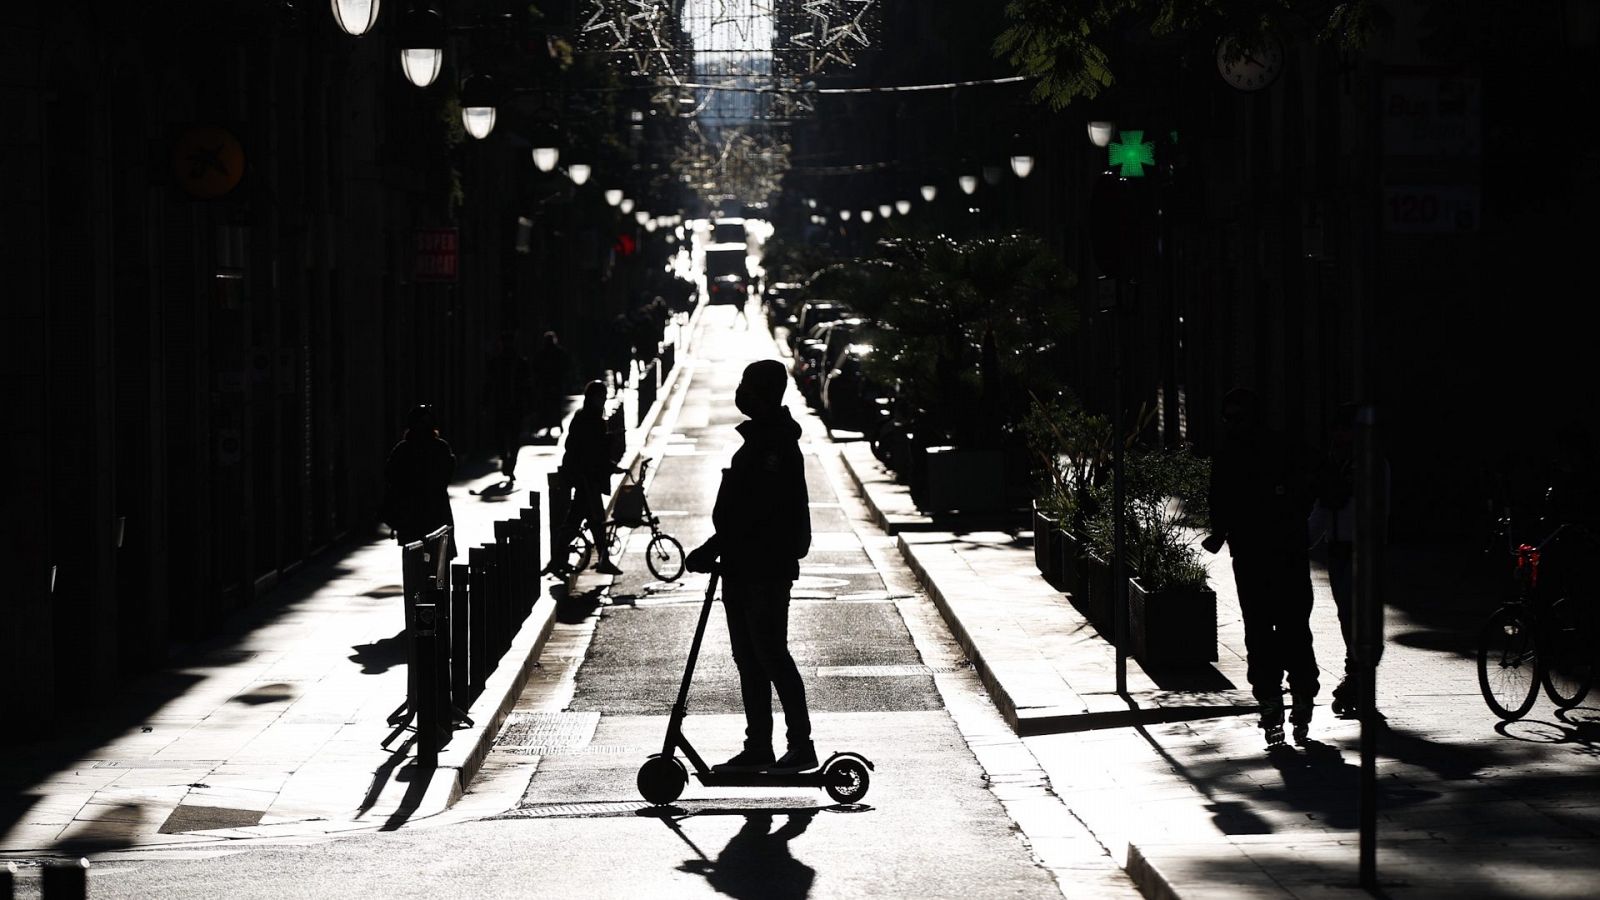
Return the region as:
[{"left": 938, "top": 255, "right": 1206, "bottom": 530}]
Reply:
[{"left": 61, "top": 308, "right": 1083, "bottom": 899}]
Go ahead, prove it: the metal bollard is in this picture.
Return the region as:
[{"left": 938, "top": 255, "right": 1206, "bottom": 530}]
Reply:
[
  {"left": 468, "top": 547, "right": 490, "bottom": 697},
  {"left": 450, "top": 563, "right": 470, "bottom": 710},
  {"left": 414, "top": 599, "right": 441, "bottom": 768},
  {"left": 546, "top": 471, "right": 570, "bottom": 552},
  {"left": 519, "top": 505, "right": 542, "bottom": 602},
  {"left": 41, "top": 858, "right": 88, "bottom": 899}
]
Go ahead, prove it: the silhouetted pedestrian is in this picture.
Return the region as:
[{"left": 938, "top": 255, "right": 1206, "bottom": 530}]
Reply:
[
  {"left": 1202, "top": 387, "right": 1318, "bottom": 748},
  {"left": 545, "top": 381, "right": 623, "bottom": 577},
  {"left": 686, "top": 359, "right": 815, "bottom": 775},
  {"left": 605, "top": 314, "right": 633, "bottom": 392},
  {"left": 483, "top": 331, "right": 531, "bottom": 481},
  {"left": 1308, "top": 402, "right": 1389, "bottom": 719},
  {"left": 381, "top": 403, "right": 457, "bottom": 560},
  {"left": 531, "top": 330, "right": 573, "bottom": 440}
]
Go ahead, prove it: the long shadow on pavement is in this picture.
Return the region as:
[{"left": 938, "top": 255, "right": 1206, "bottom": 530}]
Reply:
[{"left": 641, "top": 804, "right": 873, "bottom": 900}]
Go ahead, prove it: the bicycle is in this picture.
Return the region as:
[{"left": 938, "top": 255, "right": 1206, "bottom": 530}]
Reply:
[
  {"left": 1476, "top": 513, "right": 1596, "bottom": 720},
  {"left": 556, "top": 457, "right": 686, "bottom": 582}
]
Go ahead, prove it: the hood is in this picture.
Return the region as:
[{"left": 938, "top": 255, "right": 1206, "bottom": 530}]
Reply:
[{"left": 736, "top": 405, "right": 802, "bottom": 444}]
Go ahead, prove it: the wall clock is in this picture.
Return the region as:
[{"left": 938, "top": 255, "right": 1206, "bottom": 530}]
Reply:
[{"left": 1216, "top": 34, "right": 1285, "bottom": 92}]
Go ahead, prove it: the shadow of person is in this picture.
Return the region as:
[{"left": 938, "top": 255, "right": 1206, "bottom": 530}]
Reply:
[
  {"left": 677, "top": 811, "right": 817, "bottom": 900},
  {"left": 349, "top": 630, "right": 408, "bottom": 675}
]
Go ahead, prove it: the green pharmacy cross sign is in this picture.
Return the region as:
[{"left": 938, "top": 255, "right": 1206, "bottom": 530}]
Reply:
[{"left": 1108, "top": 130, "right": 1155, "bottom": 177}]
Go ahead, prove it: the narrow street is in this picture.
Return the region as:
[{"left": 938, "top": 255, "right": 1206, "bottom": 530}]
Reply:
[{"left": 62, "top": 304, "right": 1133, "bottom": 899}]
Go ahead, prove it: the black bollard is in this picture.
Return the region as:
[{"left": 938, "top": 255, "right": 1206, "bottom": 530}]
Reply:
[
  {"left": 414, "top": 598, "right": 441, "bottom": 768},
  {"left": 468, "top": 547, "right": 490, "bottom": 697},
  {"left": 450, "top": 563, "right": 470, "bottom": 710},
  {"left": 41, "top": 858, "right": 88, "bottom": 899}
]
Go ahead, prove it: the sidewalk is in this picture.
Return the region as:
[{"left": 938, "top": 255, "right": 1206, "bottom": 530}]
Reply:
[
  {"left": 841, "top": 443, "right": 1600, "bottom": 898},
  {"left": 0, "top": 338, "right": 692, "bottom": 857}
]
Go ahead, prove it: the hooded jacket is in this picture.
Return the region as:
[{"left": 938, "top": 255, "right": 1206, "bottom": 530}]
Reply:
[{"left": 708, "top": 406, "right": 811, "bottom": 581}]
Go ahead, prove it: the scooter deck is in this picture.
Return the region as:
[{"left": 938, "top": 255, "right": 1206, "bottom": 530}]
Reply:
[{"left": 694, "top": 771, "right": 829, "bottom": 789}]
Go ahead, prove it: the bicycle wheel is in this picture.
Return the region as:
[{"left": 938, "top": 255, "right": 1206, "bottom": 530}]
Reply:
[
  {"left": 1541, "top": 602, "right": 1594, "bottom": 708},
  {"left": 645, "top": 533, "right": 686, "bottom": 582},
  {"left": 1477, "top": 606, "right": 1540, "bottom": 720},
  {"left": 566, "top": 533, "right": 594, "bottom": 573}
]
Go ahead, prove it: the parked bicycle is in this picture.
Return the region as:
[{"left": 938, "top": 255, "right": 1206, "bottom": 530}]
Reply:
[
  {"left": 1476, "top": 510, "right": 1596, "bottom": 720},
  {"left": 557, "top": 457, "right": 685, "bottom": 582}
]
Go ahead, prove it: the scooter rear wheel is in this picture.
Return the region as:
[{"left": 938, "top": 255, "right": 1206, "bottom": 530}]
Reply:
[
  {"left": 823, "top": 756, "right": 870, "bottom": 804},
  {"left": 637, "top": 754, "right": 687, "bottom": 805}
]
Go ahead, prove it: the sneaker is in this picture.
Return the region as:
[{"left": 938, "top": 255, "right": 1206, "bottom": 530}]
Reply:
[
  {"left": 713, "top": 747, "right": 775, "bottom": 773},
  {"left": 1263, "top": 722, "right": 1287, "bottom": 750},
  {"left": 540, "top": 560, "right": 573, "bottom": 578},
  {"left": 595, "top": 560, "right": 623, "bottom": 575},
  {"left": 766, "top": 743, "right": 818, "bottom": 774}
]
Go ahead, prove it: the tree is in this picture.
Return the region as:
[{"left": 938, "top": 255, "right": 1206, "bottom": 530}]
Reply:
[
  {"left": 812, "top": 233, "right": 1077, "bottom": 448},
  {"left": 994, "top": 0, "right": 1389, "bottom": 110}
]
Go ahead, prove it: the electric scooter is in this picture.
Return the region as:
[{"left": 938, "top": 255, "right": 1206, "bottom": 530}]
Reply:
[{"left": 636, "top": 570, "right": 874, "bottom": 806}]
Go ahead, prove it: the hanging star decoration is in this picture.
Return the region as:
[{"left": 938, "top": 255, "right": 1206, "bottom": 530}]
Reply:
[
  {"left": 580, "top": 1, "right": 687, "bottom": 79},
  {"left": 1108, "top": 130, "right": 1156, "bottom": 177},
  {"left": 786, "top": 0, "right": 875, "bottom": 74}
]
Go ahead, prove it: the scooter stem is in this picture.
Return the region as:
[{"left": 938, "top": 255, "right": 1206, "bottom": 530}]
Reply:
[{"left": 663, "top": 570, "right": 719, "bottom": 757}]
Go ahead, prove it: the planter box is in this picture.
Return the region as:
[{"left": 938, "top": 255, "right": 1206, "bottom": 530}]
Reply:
[
  {"left": 1081, "top": 549, "right": 1115, "bottom": 634},
  {"left": 921, "top": 446, "right": 1006, "bottom": 513},
  {"left": 1056, "top": 527, "right": 1082, "bottom": 598},
  {"left": 1033, "top": 509, "right": 1059, "bottom": 585},
  {"left": 1129, "top": 577, "right": 1218, "bottom": 665}
]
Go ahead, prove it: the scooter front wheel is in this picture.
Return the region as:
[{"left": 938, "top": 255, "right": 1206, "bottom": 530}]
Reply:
[
  {"left": 638, "top": 754, "right": 687, "bottom": 805},
  {"left": 823, "top": 756, "right": 870, "bottom": 804}
]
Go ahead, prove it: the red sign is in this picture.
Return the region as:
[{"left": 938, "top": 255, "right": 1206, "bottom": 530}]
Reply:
[{"left": 414, "top": 228, "right": 459, "bottom": 282}]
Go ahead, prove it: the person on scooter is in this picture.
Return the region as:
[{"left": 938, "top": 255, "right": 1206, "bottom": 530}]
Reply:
[{"left": 686, "top": 359, "right": 814, "bottom": 775}]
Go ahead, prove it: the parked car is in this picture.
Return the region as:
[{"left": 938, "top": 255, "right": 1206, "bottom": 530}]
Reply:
[
  {"left": 763, "top": 281, "right": 805, "bottom": 330},
  {"left": 786, "top": 299, "right": 848, "bottom": 350},
  {"left": 821, "top": 340, "right": 891, "bottom": 434},
  {"left": 812, "top": 318, "right": 862, "bottom": 407},
  {"left": 793, "top": 318, "right": 859, "bottom": 407}
]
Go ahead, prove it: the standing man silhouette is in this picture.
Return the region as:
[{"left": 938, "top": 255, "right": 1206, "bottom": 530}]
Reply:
[
  {"left": 1202, "top": 388, "right": 1319, "bottom": 748},
  {"left": 687, "top": 360, "right": 815, "bottom": 774},
  {"left": 484, "top": 332, "right": 531, "bottom": 481}
]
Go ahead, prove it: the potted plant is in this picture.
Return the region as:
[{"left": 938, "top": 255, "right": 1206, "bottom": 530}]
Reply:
[
  {"left": 1022, "top": 394, "right": 1111, "bottom": 599},
  {"left": 1122, "top": 447, "right": 1217, "bottom": 666}
]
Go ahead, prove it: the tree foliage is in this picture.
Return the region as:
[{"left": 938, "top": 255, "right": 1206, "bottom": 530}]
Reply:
[
  {"left": 995, "top": 0, "right": 1389, "bottom": 110},
  {"left": 813, "top": 234, "right": 1078, "bottom": 447}
]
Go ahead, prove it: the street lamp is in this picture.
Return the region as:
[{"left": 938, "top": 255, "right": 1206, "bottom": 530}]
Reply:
[
  {"left": 877, "top": 203, "right": 893, "bottom": 218},
  {"left": 1087, "top": 121, "right": 1117, "bottom": 148},
  {"left": 895, "top": 199, "right": 912, "bottom": 215},
  {"left": 604, "top": 188, "right": 623, "bottom": 206},
  {"left": 861, "top": 210, "right": 874, "bottom": 223},
  {"left": 920, "top": 184, "right": 938, "bottom": 202},
  {"left": 620, "top": 198, "right": 635, "bottom": 214},
  {"left": 398, "top": 7, "right": 444, "bottom": 87},
  {"left": 531, "top": 146, "right": 560, "bottom": 172},
  {"left": 635, "top": 210, "right": 651, "bottom": 225},
  {"left": 1010, "top": 154, "right": 1035, "bottom": 179},
  {"left": 840, "top": 209, "right": 852, "bottom": 221},
  {"left": 567, "top": 163, "right": 592, "bottom": 185},
  {"left": 459, "top": 74, "right": 497, "bottom": 139},
  {"left": 958, "top": 174, "right": 978, "bottom": 195},
  {"left": 330, "top": 0, "right": 381, "bottom": 36}
]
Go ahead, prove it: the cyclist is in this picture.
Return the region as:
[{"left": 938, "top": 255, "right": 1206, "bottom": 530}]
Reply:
[{"left": 545, "top": 380, "right": 624, "bottom": 577}]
